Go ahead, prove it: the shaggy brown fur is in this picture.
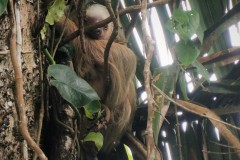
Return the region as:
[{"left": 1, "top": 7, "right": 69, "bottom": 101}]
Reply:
[{"left": 55, "top": 16, "right": 136, "bottom": 153}]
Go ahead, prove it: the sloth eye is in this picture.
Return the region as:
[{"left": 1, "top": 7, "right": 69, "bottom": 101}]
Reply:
[{"left": 104, "top": 25, "right": 108, "bottom": 30}]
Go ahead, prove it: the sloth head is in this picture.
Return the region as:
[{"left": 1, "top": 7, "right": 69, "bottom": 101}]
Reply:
[{"left": 85, "top": 3, "right": 113, "bottom": 40}]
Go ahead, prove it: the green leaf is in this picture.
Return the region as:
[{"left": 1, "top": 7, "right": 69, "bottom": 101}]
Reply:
[
  {"left": 166, "top": 9, "right": 200, "bottom": 41},
  {"left": 50, "top": 80, "right": 83, "bottom": 107},
  {"left": 0, "top": 0, "right": 8, "bottom": 16},
  {"left": 153, "top": 65, "right": 178, "bottom": 97},
  {"left": 58, "top": 44, "right": 75, "bottom": 59},
  {"left": 192, "top": 60, "right": 210, "bottom": 82},
  {"left": 179, "top": 71, "right": 189, "bottom": 100},
  {"left": 83, "top": 100, "right": 101, "bottom": 119},
  {"left": 45, "top": 0, "right": 66, "bottom": 25},
  {"left": 50, "top": 80, "right": 81, "bottom": 118},
  {"left": 152, "top": 65, "right": 178, "bottom": 143},
  {"left": 175, "top": 40, "right": 200, "bottom": 67},
  {"left": 48, "top": 64, "right": 100, "bottom": 108},
  {"left": 83, "top": 132, "right": 103, "bottom": 151},
  {"left": 40, "top": 0, "right": 66, "bottom": 40},
  {"left": 124, "top": 144, "right": 133, "bottom": 160},
  {"left": 187, "top": 10, "right": 200, "bottom": 36}
]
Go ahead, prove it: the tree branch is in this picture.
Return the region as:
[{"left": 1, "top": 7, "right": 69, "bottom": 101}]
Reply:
[
  {"left": 60, "top": 0, "right": 171, "bottom": 45},
  {"left": 141, "top": 0, "right": 162, "bottom": 159},
  {"left": 125, "top": 0, "right": 141, "bottom": 41},
  {"left": 103, "top": 0, "right": 119, "bottom": 101},
  {"left": 153, "top": 85, "right": 240, "bottom": 159},
  {"left": 8, "top": 0, "right": 47, "bottom": 159}
]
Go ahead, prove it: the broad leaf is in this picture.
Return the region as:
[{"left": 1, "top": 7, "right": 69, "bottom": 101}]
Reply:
[
  {"left": 166, "top": 9, "right": 199, "bottom": 41},
  {"left": 50, "top": 79, "right": 81, "bottom": 118},
  {"left": 192, "top": 60, "right": 210, "bottom": 82},
  {"left": 175, "top": 40, "right": 200, "bottom": 67},
  {"left": 0, "top": 0, "right": 8, "bottom": 16},
  {"left": 83, "top": 132, "right": 103, "bottom": 151},
  {"left": 48, "top": 64, "right": 100, "bottom": 108},
  {"left": 50, "top": 80, "right": 85, "bottom": 108}
]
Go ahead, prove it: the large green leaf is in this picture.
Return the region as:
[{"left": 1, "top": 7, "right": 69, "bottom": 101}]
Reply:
[
  {"left": 0, "top": 0, "right": 8, "bottom": 16},
  {"left": 50, "top": 80, "right": 85, "bottom": 108},
  {"left": 175, "top": 40, "right": 200, "bottom": 67},
  {"left": 83, "top": 132, "right": 103, "bottom": 151},
  {"left": 166, "top": 9, "right": 200, "bottom": 41},
  {"left": 48, "top": 64, "right": 100, "bottom": 108},
  {"left": 192, "top": 60, "right": 210, "bottom": 82}
]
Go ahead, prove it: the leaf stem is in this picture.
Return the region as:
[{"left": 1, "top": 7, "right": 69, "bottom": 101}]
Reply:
[{"left": 43, "top": 47, "right": 56, "bottom": 65}]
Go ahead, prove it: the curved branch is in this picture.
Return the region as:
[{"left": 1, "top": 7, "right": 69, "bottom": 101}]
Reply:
[
  {"left": 60, "top": 0, "right": 171, "bottom": 45},
  {"left": 153, "top": 85, "right": 240, "bottom": 159},
  {"left": 103, "top": 0, "right": 119, "bottom": 101},
  {"left": 8, "top": 0, "right": 47, "bottom": 159}
]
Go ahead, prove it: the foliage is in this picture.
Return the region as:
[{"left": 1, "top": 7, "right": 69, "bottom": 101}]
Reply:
[
  {"left": 0, "top": 0, "right": 8, "bottom": 16},
  {"left": 83, "top": 132, "right": 103, "bottom": 151},
  {"left": 191, "top": 60, "right": 210, "bottom": 82},
  {"left": 175, "top": 40, "right": 200, "bottom": 67},
  {"left": 123, "top": 144, "right": 134, "bottom": 160},
  {"left": 166, "top": 8, "right": 210, "bottom": 99},
  {"left": 178, "top": 71, "right": 189, "bottom": 100},
  {"left": 166, "top": 9, "right": 199, "bottom": 42},
  {"left": 40, "top": 0, "right": 66, "bottom": 39},
  {"left": 45, "top": 0, "right": 65, "bottom": 25},
  {"left": 152, "top": 65, "right": 177, "bottom": 142},
  {"left": 48, "top": 64, "right": 101, "bottom": 118},
  {"left": 57, "top": 44, "right": 75, "bottom": 60}
]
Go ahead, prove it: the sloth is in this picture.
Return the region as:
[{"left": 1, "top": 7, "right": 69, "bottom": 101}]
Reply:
[{"left": 55, "top": 2, "right": 137, "bottom": 154}]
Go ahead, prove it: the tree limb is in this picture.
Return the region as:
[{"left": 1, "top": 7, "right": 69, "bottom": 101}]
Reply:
[
  {"left": 141, "top": 0, "right": 162, "bottom": 159},
  {"left": 153, "top": 85, "right": 240, "bottom": 158},
  {"left": 8, "top": 0, "right": 47, "bottom": 159},
  {"left": 103, "top": 0, "right": 119, "bottom": 101},
  {"left": 60, "top": 0, "right": 171, "bottom": 45}
]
